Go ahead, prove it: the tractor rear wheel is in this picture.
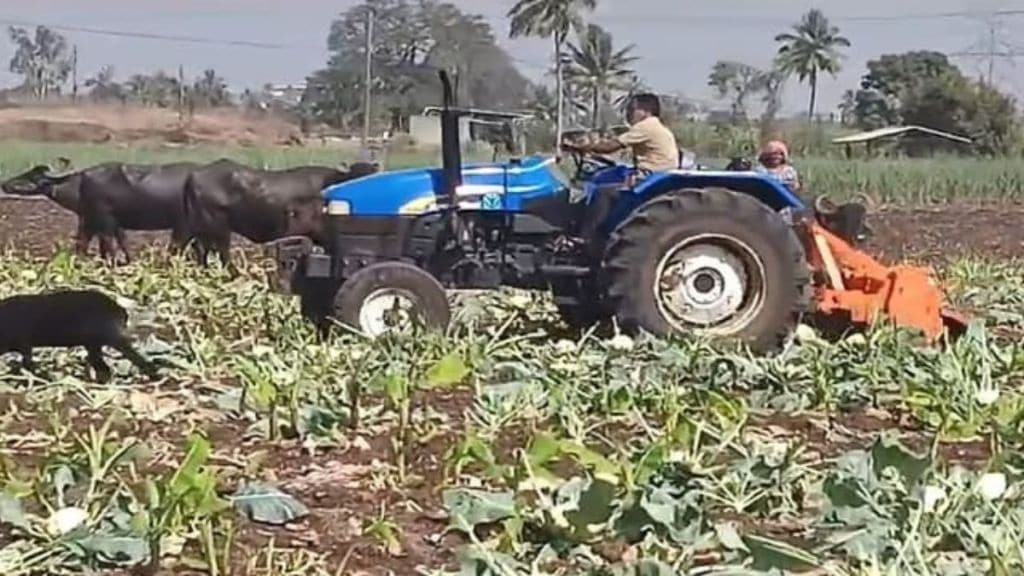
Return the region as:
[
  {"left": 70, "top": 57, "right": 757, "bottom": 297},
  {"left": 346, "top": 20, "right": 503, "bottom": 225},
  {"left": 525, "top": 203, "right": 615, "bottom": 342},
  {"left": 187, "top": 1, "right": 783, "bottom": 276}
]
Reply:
[
  {"left": 603, "top": 188, "right": 810, "bottom": 350},
  {"left": 331, "top": 261, "right": 451, "bottom": 338}
]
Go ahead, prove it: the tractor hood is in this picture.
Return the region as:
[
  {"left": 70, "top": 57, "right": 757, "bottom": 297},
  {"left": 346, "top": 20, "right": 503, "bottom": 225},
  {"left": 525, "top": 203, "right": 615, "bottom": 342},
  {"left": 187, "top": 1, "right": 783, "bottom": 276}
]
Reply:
[{"left": 322, "top": 155, "right": 567, "bottom": 216}]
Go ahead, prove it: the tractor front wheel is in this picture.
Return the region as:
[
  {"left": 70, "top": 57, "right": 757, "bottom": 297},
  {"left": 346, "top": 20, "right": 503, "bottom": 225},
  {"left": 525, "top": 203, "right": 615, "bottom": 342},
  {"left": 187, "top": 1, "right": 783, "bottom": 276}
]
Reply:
[
  {"left": 604, "top": 188, "right": 810, "bottom": 350},
  {"left": 331, "top": 261, "right": 451, "bottom": 338}
]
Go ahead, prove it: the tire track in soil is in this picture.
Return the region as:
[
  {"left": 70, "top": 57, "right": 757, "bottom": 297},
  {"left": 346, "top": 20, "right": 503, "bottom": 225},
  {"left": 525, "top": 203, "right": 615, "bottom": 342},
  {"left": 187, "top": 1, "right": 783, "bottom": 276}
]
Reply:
[{"left": 3, "top": 197, "right": 1023, "bottom": 264}]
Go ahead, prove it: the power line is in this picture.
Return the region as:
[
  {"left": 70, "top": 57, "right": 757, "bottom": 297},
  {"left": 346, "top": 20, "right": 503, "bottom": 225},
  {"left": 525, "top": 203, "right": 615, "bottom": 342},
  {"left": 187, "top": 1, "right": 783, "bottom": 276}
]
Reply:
[
  {"left": 7, "top": 8, "right": 1024, "bottom": 53},
  {"left": 0, "top": 17, "right": 320, "bottom": 50},
  {"left": 952, "top": 8, "right": 1024, "bottom": 86}
]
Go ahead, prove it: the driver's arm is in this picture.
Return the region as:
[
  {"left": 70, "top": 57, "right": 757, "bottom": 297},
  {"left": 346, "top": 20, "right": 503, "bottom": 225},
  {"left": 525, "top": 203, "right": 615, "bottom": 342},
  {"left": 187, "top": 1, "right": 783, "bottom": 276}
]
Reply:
[
  {"left": 586, "top": 139, "right": 626, "bottom": 154},
  {"left": 566, "top": 138, "right": 626, "bottom": 155}
]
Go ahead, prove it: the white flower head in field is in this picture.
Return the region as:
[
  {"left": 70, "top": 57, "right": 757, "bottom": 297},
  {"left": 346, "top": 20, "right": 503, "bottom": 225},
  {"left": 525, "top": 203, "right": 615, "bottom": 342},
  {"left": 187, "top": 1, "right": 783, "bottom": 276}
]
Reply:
[
  {"left": 922, "top": 485, "right": 947, "bottom": 513},
  {"left": 19, "top": 269, "right": 38, "bottom": 282},
  {"left": 978, "top": 473, "right": 1007, "bottom": 501},
  {"left": 46, "top": 506, "right": 88, "bottom": 536},
  {"left": 794, "top": 324, "right": 820, "bottom": 344},
  {"left": 975, "top": 386, "right": 1000, "bottom": 407},
  {"left": 251, "top": 345, "right": 275, "bottom": 357},
  {"left": 760, "top": 441, "right": 790, "bottom": 467},
  {"left": 608, "top": 334, "right": 635, "bottom": 352},
  {"left": 507, "top": 293, "right": 531, "bottom": 309},
  {"left": 844, "top": 333, "right": 868, "bottom": 347},
  {"left": 553, "top": 339, "right": 576, "bottom": 355}
]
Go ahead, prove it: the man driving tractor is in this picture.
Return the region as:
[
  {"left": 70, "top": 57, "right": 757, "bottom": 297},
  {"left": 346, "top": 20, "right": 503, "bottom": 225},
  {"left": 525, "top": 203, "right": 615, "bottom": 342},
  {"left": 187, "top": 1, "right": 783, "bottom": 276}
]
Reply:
[{"left": 561, "top": 93, "right": 679, "bottom": 179}]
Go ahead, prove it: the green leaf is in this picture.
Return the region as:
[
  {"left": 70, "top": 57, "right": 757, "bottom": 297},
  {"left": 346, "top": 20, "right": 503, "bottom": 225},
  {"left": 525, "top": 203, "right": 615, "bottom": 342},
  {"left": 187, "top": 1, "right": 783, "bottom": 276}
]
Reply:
[
  {"left": 382, "top": 373, "right": 409, "bottom": 407},
  {"left": 425, "top": 353, "right": 470, "bottom": 389},
  {"left": 51, "top": 465, "right": 76, "bottom": 506},
  {"left": 231, "top": 482, "right": 308, "bottom": 525},
  {"left": 715, "top": 522, "right": 747, "bottom": 551},
  {"left": 742, "top": 534, "right": 821, "bottom": 572},
  {"left": 0, "top": 494, "right": 28, "bottom": 531},
  {"left": 442, "top": 488, "right": 516, "bottom": 534},
  {"left": 169, "top": 434, "right": 211, "bottom": 498},
  {"left": 77, "top": 535, "right": 150, "bottom": 566},
  {"left": 870, "top": 435, "right": 930, "bottom": 486},
  {"left": 562, "top": 476, "right": 617, "bottom": 538},
  {"left": 527, "top": 432, "right": 561, "bottom": 468},
  {"left": 557, "top": 440, "right": 620, "bottom": 484}
]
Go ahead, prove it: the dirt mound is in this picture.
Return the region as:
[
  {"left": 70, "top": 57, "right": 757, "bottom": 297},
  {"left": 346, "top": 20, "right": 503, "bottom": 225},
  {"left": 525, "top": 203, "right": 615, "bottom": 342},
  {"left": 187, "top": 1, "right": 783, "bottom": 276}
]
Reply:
[
  {"left": 0, "top": 104, "right": 304, "bottom": 147},
  {"left": 0, "top": 118, "right": 113, "bottom": 143}
]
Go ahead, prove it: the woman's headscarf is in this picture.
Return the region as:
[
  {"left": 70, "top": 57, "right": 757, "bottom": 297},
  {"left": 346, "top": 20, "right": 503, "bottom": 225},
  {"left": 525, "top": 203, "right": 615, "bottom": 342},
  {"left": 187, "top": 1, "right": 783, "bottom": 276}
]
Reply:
[{"left": 761, "top": 140, "right": 789, "bottom": 161}]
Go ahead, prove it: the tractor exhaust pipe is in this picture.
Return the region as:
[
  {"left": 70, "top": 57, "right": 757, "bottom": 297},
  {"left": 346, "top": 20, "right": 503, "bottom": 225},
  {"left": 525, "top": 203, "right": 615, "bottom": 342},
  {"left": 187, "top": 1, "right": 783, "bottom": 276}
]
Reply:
[{"left": 438, "top": 70, "right": 462, "bottom": 209}]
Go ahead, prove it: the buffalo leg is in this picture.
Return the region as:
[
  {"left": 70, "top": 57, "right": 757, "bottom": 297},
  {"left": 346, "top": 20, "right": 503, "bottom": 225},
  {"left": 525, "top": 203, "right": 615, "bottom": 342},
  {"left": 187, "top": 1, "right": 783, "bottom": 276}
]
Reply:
[
  {"left": 16, "top": 347, "right": 35, "bottom": 374},
  {"left": 86, "top": 345, "right": 113, "bottom": 383},
  {"left": 114, "top": 228, "right": 131, "bottom": 265},
  {"left": 113, "top": 337, "right": 159, "bottom": 379},
  {"left": 98, "top": 234, "right": 117, "bottom": 264},
  {"left": 74, "top": 220, "right": 93, "bottom": 256},
  {"left": 170, "top": 225, "right": 191, "bottom": 256},
  {"left": 214, "top": 235, "right": 237, "bottom": 276},
  {"left": 189, "top": 236, "right": 210, "bottom": 266}
]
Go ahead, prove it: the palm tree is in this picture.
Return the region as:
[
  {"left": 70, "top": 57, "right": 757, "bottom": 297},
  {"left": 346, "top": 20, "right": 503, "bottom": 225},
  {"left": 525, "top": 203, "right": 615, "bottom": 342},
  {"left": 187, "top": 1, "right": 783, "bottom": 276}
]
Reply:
[
  {"left": 508, "top": 0, "right": 597, "bottom": 148},
  {"left": 565, "top": 24, "right": 638, "bottom": 129},
  {"left": 774, "top": 9, "right": 850, "bottom": 120}
]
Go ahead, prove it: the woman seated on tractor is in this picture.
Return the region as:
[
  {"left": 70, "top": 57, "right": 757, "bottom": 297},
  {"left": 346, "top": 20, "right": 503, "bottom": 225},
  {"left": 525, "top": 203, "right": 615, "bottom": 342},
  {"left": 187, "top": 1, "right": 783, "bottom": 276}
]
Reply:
[{"left": 756, "top": 140, "right": 802, "bottom": 193}]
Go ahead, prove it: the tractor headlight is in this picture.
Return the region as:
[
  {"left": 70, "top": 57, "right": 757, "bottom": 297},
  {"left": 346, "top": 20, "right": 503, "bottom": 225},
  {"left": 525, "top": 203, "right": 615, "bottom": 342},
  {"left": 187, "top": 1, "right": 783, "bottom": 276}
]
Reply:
[{"left": 325, "top": 200, "right": 351, "bottom": 216}]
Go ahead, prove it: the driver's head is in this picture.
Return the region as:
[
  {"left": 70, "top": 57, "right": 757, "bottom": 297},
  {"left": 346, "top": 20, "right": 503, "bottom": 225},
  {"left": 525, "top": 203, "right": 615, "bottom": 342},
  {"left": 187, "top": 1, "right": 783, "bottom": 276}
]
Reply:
[{"left": 626, "top": 93, "right": 661, "bottom": 125}]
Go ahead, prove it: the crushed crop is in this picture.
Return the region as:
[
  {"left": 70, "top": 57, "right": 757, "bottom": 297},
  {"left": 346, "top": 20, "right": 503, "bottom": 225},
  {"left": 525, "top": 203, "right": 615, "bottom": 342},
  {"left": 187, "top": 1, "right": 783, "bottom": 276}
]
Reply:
[{"left": 0, "top": 247, "right": 1022, "bottom": 575}]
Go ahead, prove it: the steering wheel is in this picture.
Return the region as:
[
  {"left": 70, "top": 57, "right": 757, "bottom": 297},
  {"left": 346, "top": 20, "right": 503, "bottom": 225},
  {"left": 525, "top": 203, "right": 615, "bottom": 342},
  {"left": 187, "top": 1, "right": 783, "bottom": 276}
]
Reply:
[{"left": 562, "top": 145, "right": 619, "bottom": 181}]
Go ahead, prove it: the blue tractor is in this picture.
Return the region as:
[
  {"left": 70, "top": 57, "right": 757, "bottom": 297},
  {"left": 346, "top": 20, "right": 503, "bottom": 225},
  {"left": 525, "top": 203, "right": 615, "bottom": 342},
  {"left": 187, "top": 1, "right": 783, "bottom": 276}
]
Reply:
[{"left": 271, "top": 72, "right": 899, "bottom": 349}]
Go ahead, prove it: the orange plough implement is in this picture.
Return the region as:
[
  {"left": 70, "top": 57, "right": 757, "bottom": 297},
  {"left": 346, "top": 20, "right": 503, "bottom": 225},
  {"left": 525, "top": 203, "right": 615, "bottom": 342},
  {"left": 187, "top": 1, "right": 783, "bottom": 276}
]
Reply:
[{"left": 801, "top": 220, "right": 969, "bottom": 343}]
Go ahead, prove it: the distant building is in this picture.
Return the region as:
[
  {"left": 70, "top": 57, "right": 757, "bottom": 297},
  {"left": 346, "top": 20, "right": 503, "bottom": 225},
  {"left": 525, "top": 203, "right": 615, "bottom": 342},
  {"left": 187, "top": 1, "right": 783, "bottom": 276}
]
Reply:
[{"left": 264, "top": 83, "right": 306, "bottom": 107}]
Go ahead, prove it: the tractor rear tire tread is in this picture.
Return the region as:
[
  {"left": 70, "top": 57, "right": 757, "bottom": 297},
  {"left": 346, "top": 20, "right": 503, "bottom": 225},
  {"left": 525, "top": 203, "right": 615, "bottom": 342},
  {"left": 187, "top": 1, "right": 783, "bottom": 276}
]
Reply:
[{"left": 604, "top": 187, "right": 810, "bottom": 351}]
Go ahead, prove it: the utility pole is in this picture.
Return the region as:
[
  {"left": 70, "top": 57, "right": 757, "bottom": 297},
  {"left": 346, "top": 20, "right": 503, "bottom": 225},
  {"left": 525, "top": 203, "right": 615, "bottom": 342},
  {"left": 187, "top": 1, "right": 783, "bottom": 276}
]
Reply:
[
  {"left": 71, "top": 45, "right": 78, "bottom": 102},
  {"left": 362, "top": 6, "right": 375, "bottom": 150},
  {"left": 953, "top": 10, "right": 1023, "bottom": 90},
  {"left": 178, "top": 65, "right": 185, "bottom": 124}
]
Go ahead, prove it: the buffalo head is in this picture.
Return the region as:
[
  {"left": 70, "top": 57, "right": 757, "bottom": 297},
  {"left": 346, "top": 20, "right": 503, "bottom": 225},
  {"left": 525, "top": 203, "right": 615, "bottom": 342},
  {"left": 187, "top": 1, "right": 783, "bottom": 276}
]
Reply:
[
  {"left": 282, "top": 197, "right": 327, "bottom": 244},
  {"left": 813, "top": 194, "right": 873, "bottom": 246},
  {"left": 1, "top": 158, "right": 76, "bottom": 197}
]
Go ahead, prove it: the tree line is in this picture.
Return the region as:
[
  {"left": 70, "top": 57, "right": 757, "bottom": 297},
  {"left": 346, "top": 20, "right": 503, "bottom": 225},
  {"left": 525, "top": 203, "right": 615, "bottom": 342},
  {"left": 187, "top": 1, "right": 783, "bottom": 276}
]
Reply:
[
  {"left": 705, "top": 8, "right": 1018, "bottom": 155},
  {"left": 3, "top": 26, "right": 231, "bottom": 110},
  {"left": 2, "top": 3, "right": 1022, "bottom": 155}
]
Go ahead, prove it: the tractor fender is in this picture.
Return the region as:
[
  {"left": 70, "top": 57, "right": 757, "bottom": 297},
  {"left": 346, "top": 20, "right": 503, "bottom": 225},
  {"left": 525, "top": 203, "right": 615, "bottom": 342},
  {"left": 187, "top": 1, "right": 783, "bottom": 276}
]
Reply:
[{"left": 602, "top": 170, "right": 807, "bottom": 236}]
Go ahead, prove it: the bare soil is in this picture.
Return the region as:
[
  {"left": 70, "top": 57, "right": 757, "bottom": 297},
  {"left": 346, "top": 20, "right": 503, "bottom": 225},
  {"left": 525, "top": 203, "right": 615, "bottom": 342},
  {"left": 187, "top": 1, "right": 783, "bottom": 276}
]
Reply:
[{"left": 3, "top": 197, "right": 1022, "bottom": 265}]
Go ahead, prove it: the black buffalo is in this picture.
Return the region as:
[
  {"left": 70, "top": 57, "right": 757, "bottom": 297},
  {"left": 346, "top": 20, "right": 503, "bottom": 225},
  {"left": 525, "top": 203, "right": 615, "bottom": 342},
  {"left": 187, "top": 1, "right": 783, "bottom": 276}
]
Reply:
[
  {"left": 1, "top": 160, "right": 198, "bottom": 263},
  {"left": 183, "top": 159, "right": 378, "bottom": 271},
  {"left": 814, "top": 194, "right": 873, "bottom": 246}
]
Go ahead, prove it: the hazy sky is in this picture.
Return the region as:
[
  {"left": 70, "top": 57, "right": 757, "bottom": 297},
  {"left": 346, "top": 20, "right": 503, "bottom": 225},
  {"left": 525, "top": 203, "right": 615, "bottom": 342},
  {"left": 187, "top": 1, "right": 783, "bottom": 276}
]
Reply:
[{"left": 1, "top": 0, "right": 1022, "bottom": 115}]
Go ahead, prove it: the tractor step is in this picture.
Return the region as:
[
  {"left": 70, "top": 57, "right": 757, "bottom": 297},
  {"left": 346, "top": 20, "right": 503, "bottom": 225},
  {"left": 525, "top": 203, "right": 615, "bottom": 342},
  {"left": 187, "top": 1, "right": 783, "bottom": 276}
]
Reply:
[{"left": 539, "top": 264, "right": 591, "bottom": 278}]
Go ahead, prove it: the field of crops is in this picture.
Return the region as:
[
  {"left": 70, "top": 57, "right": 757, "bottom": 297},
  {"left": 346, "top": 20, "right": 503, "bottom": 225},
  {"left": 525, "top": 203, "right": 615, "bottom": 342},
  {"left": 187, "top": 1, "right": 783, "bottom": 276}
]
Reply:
[
  {"left": 3, "top": 141, "right": 1024, "bottom": 205},
  {"left": 0, "top": 239, "right": 1022, "bottom": 576},
  {"left": 2, "top": 139, "right": 1024, "bottom": 575}
]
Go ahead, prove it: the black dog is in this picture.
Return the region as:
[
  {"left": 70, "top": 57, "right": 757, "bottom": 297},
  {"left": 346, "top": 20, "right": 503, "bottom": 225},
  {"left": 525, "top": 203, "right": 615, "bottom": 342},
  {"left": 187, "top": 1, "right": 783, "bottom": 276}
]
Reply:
[
  {"left": 0, "top": 289, "right": 158, "bottom": 382},
  {"left": 725, "top": 157, "right": 754, "bottom": 171}
]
